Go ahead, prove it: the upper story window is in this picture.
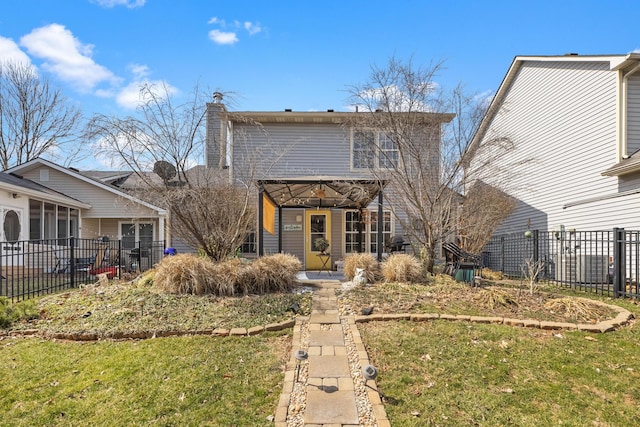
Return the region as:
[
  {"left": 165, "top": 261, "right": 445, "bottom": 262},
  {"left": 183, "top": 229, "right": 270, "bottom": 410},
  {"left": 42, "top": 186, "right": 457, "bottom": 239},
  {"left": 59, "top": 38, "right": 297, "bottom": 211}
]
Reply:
[{"left": 351, "top": 129, "right": 398, "bottom": 170}]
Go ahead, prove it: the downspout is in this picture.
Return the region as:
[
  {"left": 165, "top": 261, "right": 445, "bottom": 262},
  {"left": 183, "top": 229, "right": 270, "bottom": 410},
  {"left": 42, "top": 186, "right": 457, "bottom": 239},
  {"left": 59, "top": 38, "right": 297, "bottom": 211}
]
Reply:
[{"left": 619, "top": 62, "right": 640, "bottom": 160}]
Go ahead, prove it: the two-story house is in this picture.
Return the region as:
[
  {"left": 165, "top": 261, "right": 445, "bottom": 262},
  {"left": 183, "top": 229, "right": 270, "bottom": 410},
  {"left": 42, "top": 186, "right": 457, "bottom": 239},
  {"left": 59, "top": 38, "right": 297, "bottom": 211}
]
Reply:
[
  {"left": 205, "top": 94, "right": 453, "bottom": 270},
  {"left": 471, "top": 53, "right": 640, "bottom": 235}
]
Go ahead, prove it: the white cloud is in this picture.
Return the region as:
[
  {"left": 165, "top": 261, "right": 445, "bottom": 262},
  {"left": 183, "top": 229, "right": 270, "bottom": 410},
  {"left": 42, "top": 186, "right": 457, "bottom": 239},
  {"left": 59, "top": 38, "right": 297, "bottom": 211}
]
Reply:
[
  {"left": 0, "top": 36, "right": 33, "bottom": 68},
  {"left": 244, "top": 21, "right": 262, "bottom": 36},
  {"left": 116, "top": 76, "right": 178, "bottom": 110},
  {"left": 92, "top": 0, "right": 146, "bottom": 8},
  {"left": 208, "top": 29, "right": 239, "bottom": 45},
  {"left": 208, "top": 17, "right": 225, "bottom": 25},
  {"left": 19, "top": 24, "right": 117, "bottom": 92},
  {"left": 207, "top": 17, "right": 263, "bottom": 45}
]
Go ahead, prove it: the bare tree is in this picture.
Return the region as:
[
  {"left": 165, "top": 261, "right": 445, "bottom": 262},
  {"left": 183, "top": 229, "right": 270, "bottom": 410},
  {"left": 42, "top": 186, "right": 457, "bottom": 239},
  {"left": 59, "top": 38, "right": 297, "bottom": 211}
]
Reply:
[
  {"left": 346, "top": 56, "right": 517, "bottom": 274},
  {"left": 458, "top": 181, "right": 516, "bottom": 254},
  {"left": 0, "top": 61, "right": 82, "bottom": 169},
  {"left": 87, "top": 83, "right": 255, "bottom": 261}
]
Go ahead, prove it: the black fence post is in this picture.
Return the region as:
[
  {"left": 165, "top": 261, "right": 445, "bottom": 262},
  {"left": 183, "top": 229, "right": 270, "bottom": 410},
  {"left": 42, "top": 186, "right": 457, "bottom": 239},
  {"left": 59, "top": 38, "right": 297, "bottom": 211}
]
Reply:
[
  {"left": 613, "top": 228, "right": 625, "bottom": 298},
  {"left": 500, "top": 235, "right": 505, "bottom": 272},
  {"left": 70, "top": 237, "right": 76, "bottom": 288}
]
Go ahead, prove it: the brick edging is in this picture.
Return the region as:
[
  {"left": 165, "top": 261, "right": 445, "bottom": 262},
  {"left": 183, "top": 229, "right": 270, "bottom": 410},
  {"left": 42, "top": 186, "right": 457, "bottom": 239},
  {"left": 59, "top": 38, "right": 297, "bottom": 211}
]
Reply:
[
  {"left": 353, "top": 298, "right": 634, "bottom": 333},
  {"left": 4, "top": 318, "right": 299, "bottom": 341}
]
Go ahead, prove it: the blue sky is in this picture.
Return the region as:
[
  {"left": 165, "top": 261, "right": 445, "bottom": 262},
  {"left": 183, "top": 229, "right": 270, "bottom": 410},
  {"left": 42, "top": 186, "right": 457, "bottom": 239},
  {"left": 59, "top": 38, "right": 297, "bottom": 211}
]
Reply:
[{"left": 0, "top": 0, "right": 639, "bottom": 166}]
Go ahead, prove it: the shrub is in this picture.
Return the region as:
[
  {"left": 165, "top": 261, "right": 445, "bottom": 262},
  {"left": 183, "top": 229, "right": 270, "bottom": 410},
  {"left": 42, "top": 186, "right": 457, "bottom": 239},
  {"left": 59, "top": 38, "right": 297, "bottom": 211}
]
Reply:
[
  {"left": 344, "top": 253, "right": 379, "bottom": 283},
  {"left": 250, "top": 253, "right": 302, "bottom": 294},
  {"left": 153, "top": 254, "right": 216, "bottom": 295},
  {"left": 0, "top": 297, "right": 38, "bottom": 328},
  {"left": 381, "top": 254, "right": 424, "bottom": 283},
  {"left": 153, "top": 253, "right": 301, "bottom": 296}
]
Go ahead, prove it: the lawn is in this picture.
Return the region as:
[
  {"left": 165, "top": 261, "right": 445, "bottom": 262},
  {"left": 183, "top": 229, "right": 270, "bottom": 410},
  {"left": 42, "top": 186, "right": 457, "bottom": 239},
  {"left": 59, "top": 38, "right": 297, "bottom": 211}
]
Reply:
[
  {"left": 0, "top": 333, "right": 289, "bottom": 426},
  {"left": 1, "top": 278, "right": 310, "bottom": 426},
  {"left": 351, "top": 281, "right": 640, "bottom": 426},
  {"left": 3, "top": 275, "right": 640, "bottom": 426}
]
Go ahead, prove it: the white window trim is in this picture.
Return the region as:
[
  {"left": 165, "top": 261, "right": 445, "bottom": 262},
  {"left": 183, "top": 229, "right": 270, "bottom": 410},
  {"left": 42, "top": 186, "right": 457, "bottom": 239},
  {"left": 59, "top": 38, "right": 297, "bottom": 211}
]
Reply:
[
  {"left": 350, "top": 128, "right": 398, "bottom": 171},
  {"left": 343, "top": 209, "right": 393, "bottom": 254},
  {"left": 118, "top": 221, "right": 155, "bottom": 245}
]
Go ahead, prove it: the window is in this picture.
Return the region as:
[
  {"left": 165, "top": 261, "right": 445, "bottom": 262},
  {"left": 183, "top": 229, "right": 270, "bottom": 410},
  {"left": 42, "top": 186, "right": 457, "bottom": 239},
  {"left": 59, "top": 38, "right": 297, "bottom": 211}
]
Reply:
[
  {"left": 120, "top": 222, "right": 154, "bottom": 249},
  {"left": 344, "top": 210, "right": 392, "bottom": 254},
  {"left": 3, "top": 209, "right": 21, "bottom": 241},
  {"left": 240, "top": 232, "right": 257, "bottom": 254},
  {"left": 352, "top": 129, "right": 398, "bottom": 169}
]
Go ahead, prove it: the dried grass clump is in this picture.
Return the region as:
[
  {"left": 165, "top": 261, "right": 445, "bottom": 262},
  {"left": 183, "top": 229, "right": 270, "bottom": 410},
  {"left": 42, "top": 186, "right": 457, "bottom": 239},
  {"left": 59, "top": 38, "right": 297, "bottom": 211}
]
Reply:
[
  {"left": 210, "top": 258, "right": 249, "bottom": 296},
  {"left": 481, "top": 268, "right": 504, "bottom": 281},
  {"left": 153, "top": 253, "right": 301, "bottom": 296},
  {"left": 343, "top": 253, "right": 379, "bottom": 283},
  {"left": 476, "top": 287, "right": 518, "bottom": 309},
  {"left": 381, "top": 254, "right": 424, "bottom": 283},
  {"left": 544, "top": 297, "right": 599, "bottom": 320},
  {"left": 153, "top": 254, "right": 216, "bottom": 295},
  {"left": 250, "top": 253, "right": 302, "bottom": 294}
]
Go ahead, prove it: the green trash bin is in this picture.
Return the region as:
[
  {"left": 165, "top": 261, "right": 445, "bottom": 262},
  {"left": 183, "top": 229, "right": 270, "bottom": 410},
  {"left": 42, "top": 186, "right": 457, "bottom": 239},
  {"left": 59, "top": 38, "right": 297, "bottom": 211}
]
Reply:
[{"left": 455, "top": 263, "right": 475, "bottom": 283}]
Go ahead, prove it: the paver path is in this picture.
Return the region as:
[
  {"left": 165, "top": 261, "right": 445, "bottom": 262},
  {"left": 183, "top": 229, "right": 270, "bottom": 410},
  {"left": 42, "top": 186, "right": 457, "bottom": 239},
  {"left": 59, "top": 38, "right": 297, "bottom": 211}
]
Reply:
[{"left": 275, "top": 277, "right": 390, "bottom": 427}]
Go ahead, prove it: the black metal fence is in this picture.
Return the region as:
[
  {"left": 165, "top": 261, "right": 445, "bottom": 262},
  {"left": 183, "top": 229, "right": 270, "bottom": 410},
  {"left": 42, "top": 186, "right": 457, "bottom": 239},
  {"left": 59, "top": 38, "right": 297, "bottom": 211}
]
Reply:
[
  {"left": 0, "top": 237, "right": 166, "bottom": 301},
  {"left": 483, "top": 228, "right": 640, "bottom": 298}
]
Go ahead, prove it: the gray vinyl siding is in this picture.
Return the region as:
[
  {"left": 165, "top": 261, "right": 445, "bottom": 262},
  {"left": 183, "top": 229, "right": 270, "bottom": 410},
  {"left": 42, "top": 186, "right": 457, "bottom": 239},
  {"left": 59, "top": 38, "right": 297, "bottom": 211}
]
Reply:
[
  {"left": 628, "top": 75, "right": 640, "bottom": 156},
  {"left": 231, "top": 123, "right": 369, "bottom": 180},
  {"left": 478, "top": 60, "right": 625, "bottom": 233}
]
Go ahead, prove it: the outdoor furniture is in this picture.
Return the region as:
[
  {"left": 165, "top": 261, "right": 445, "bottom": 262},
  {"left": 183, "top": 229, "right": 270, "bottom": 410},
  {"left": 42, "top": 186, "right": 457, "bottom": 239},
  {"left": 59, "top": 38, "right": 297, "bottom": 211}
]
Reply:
[
  {"left": 317, "top": 253, "right": 332, "bottom": 275},
  {"left": 387, "top": 235, "right": 410, "bottom": 253},
  {"left": 442, "top": 241, "right": 481, "bottom": 283}
]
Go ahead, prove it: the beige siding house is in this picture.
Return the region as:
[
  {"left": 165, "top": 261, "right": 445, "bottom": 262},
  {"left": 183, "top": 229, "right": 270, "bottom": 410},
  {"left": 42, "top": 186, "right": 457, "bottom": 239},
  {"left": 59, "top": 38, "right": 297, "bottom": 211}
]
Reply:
[
  {"left": 471, "top": 53, "right": 640, "bottom": 234},
  {"left": 6, "top": 158, "right": 168, "bottom": 247}
]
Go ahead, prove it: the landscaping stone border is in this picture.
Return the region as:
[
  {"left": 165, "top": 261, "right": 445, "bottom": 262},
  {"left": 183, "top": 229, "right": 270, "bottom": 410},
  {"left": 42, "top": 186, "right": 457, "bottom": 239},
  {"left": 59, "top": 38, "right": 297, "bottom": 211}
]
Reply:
[
  {"left": 353, "top": 297, "right": 634, "bottom": 333},
  {"left": 3, "top": 298, "right": 633, "bottom": 341}
]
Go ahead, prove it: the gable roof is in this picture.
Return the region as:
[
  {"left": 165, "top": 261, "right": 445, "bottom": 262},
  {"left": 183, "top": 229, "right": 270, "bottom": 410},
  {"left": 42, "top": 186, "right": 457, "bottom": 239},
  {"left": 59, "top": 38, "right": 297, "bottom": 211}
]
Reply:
[
  {"left": 0, "top": 172, "right": 91, "bottom": 208},
  {"left": 7, "top": 158, "right": 167, "bottom": 215},
  {"left": 470, "top": 53, "right": 640, "bottom": 151}
]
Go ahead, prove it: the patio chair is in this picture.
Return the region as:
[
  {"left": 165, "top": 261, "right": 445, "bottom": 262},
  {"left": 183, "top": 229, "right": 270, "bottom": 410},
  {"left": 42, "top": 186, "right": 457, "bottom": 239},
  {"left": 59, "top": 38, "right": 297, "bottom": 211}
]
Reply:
[
  {"left": 386, "top": 235, "right": 410, "bottom": 253},
  {"left": 442, "top": 241, "right": 481, "bottom": 283}
]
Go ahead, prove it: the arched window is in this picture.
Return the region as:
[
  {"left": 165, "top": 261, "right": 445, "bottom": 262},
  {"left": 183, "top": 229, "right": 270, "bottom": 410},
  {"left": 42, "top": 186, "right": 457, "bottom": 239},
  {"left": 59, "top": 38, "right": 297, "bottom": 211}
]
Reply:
[{"left": 4, "top": 209, "right": 21, "bottom": 241}]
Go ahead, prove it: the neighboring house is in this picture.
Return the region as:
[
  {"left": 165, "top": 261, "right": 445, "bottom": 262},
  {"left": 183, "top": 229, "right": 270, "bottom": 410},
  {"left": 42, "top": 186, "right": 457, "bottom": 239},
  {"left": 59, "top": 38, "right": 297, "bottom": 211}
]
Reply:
[
  {"left": 471, "top": 53, "right": 640, "bottom": 234},
  {"left": 206, "top": 95, "right": 453, "bottom": 270},
  {"left": 5, "top": 158, "right": 168, "bottom": 250}
]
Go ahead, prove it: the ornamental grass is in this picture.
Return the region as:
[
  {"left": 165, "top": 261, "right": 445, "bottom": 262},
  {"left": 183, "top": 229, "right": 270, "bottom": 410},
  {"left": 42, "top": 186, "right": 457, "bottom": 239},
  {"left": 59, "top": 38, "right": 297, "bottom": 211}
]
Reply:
[
  {"left": 343, "top": 252, "right": 380, "bottom": 283},
  {"left": 152, "top": 253, "right": 301, "bottom": 296},
  {"left": 381, "top": 253, "right": 424, "bottom": 283}
]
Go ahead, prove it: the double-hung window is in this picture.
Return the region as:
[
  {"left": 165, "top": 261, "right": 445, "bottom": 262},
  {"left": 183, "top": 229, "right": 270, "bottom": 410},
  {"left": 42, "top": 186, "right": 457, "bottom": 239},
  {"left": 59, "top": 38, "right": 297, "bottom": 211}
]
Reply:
[
  {"left": 352, "top": 129, "right": 398, "bottom": 169},
  {"left": 344, "top": 210, "right": 392, "bottom": 254}
]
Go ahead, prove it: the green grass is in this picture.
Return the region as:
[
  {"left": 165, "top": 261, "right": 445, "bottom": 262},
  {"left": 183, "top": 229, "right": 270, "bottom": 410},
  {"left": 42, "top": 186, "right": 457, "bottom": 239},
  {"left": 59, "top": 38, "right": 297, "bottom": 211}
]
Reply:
[
  {"left": 361, "top": 317, "right": 640, "bottom": 426},
  {"left": 0, "top": 333, "right": 289, "bottom": 426}
]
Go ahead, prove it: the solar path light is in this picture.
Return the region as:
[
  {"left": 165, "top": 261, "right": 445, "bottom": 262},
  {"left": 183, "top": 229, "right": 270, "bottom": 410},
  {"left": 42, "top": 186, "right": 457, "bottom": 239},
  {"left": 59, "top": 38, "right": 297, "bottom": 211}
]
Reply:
[{"left": 294, "top": 349, "right": 308, "bottom": 383}]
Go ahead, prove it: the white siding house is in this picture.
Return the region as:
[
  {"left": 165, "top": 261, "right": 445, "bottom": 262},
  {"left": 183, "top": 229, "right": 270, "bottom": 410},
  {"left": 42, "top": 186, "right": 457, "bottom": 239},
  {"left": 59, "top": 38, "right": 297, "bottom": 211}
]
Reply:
[{"left": 471, "top": 53, "right": 640, "bottom": 234}]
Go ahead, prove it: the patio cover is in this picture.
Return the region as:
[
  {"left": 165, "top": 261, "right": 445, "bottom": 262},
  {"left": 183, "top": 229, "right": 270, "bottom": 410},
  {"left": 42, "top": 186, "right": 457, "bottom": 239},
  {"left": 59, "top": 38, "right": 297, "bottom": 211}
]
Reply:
[{"left": 256, "top": 176, "right": 388, "bottom": 260}]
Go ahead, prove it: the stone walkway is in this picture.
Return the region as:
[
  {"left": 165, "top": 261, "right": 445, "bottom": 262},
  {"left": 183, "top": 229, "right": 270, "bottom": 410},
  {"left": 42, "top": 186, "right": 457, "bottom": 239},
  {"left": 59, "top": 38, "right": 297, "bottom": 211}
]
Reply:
[{"left": 275, "top": 278, "right": 390, "bottom": 427}]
